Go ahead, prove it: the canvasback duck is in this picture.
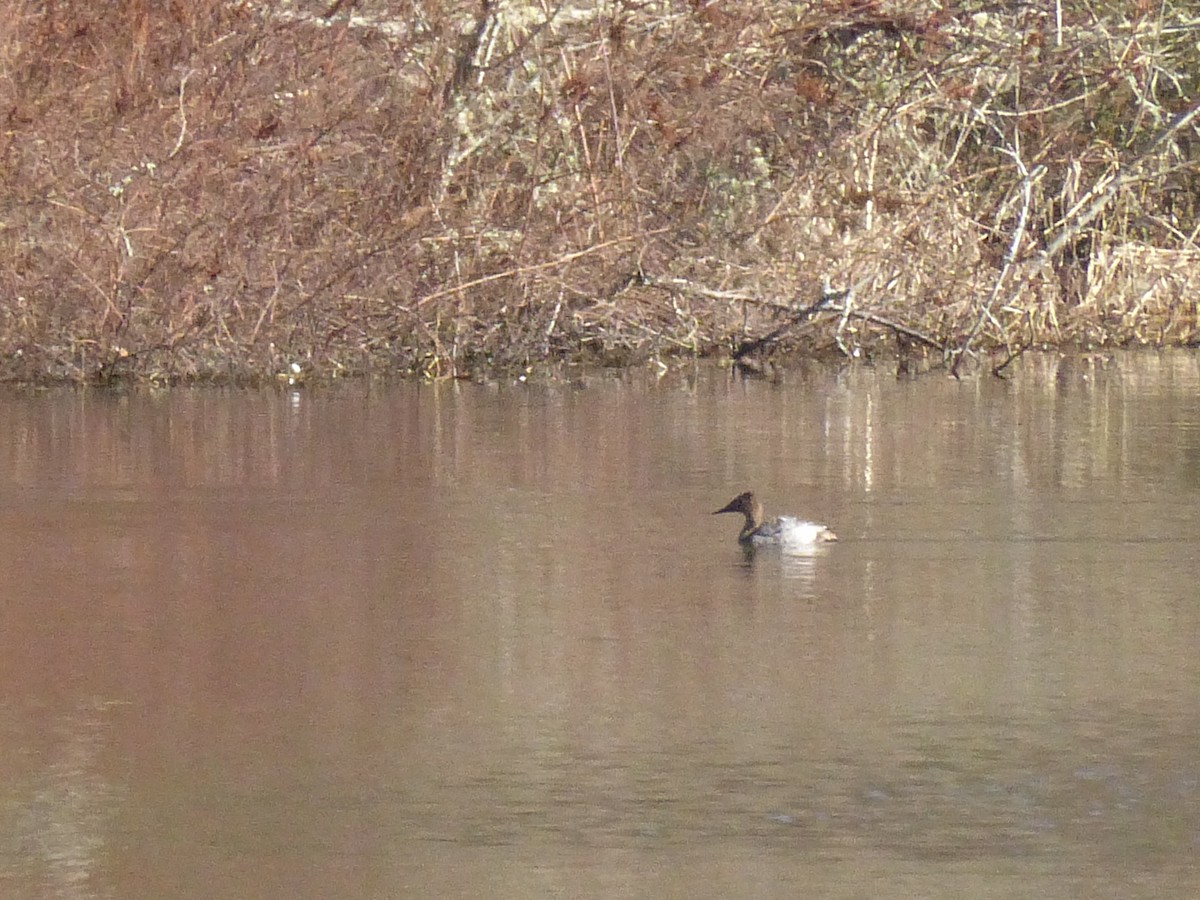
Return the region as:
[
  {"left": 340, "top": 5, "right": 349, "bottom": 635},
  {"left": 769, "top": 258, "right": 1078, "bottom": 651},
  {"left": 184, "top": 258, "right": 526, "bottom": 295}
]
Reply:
[{"left": 713, "top": 491, "right": 837, "bottom": 546}]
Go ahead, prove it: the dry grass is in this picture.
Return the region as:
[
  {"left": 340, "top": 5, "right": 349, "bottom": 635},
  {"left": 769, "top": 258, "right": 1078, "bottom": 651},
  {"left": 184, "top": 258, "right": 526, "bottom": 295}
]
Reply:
[{"left": 0, "top": 0, "right": 1197, "bottom": 383}]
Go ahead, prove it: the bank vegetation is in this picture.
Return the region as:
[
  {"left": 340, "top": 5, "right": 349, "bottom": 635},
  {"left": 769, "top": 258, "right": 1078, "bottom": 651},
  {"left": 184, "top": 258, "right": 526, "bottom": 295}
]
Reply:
[{"left": 1, "top": 0, "right": 1198, "bottom": 383}]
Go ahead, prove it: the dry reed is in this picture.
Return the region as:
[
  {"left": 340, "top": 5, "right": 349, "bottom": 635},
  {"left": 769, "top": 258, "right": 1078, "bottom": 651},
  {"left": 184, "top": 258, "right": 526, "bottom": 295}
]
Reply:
[{"left": 0, "top": 1, "right": 1197, "bottom": 383}]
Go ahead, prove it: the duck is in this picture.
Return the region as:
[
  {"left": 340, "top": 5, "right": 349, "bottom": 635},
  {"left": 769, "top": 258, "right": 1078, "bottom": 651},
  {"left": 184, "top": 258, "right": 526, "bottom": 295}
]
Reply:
[{"left": 713, "top": 491, "right": 837, "bottom": 546}]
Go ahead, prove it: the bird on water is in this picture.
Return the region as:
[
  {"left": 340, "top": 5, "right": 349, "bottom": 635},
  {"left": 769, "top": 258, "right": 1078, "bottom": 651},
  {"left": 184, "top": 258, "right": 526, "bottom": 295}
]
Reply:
[{"left": 713, "top": 491, "right": 838, "bottom": 547}]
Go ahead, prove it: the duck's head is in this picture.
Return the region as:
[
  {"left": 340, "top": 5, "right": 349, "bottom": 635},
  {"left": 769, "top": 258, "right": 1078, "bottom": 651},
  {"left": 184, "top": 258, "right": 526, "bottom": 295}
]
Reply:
[{"left": 713, "top": 491, "right": 763, "bottom": 526}]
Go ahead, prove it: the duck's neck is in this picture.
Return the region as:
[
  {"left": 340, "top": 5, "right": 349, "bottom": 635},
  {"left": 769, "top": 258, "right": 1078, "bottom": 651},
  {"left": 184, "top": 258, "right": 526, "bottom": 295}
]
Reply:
[{"left": 738, "top": 507, "right": 765, "bottom": 543}]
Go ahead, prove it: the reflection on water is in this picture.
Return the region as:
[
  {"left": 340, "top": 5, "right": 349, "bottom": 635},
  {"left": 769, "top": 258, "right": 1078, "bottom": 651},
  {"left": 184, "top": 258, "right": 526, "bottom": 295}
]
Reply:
[
  {"left": 4, "top": 701, "right": 118, "bottom": 899},
  {"left": 1, "top": 352, "right": 1199, "bottom": 898}
]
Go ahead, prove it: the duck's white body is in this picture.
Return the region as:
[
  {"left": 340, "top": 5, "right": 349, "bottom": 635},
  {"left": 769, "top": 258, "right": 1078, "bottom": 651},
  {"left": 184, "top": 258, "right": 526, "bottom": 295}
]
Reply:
[{"left": 757, "top": 515, "right": 838, "bottom": 546}]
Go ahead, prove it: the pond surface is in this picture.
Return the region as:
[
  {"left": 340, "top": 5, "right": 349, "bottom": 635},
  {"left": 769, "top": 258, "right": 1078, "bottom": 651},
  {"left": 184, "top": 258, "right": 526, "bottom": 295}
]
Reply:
[{"left": 2, "top": 353, "right": 1199, "bottom": 898}]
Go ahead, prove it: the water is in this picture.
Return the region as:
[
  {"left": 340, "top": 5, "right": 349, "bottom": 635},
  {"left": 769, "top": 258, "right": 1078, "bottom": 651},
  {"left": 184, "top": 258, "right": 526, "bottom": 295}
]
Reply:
[{"left": 1, "top": 353, "right": 1198, "bottom": 898}]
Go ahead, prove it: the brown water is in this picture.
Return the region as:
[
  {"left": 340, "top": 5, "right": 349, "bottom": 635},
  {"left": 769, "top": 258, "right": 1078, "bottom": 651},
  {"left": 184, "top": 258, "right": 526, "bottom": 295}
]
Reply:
[{"left": 2, "top": 353, "right": 1199, "bottom": 899}]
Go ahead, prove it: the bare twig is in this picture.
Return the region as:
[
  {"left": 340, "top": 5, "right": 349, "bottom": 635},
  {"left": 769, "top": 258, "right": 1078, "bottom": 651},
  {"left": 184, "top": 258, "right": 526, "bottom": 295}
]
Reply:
[
  {"left": 834, "top": 278, "right": 854, "bottom": 356},
  {"left": 415, "top": 230, "right": 668, "bottom": 308},
  {"left": 657, "top": 273, "right": 944, "bottom": 358},
  {"left": 847, "top": 309, "right": 943, "bottom": 351},
  {"left": 168, "top": 69, "right": 193, "bottom": 159},
  {"left": 951, "top": 137, "right": 1042, "bottom": 377}
]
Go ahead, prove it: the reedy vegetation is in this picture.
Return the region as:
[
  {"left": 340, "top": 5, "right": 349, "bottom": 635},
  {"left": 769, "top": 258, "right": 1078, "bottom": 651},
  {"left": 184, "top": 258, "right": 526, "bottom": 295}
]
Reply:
[{"left": 0, "top": 0, "right": 1197, "bottom": 383}]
